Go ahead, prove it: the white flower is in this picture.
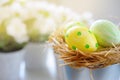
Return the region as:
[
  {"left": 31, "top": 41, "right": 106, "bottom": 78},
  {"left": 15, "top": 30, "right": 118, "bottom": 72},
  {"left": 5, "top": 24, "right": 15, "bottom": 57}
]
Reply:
[
  {"left": 52, "top": 6, "right": 81, "bottom": 25},
  {"left": 80, "top": 12, "right": 94, "bottom": 26},
  {"left": 10, "top": 2, "right": 29, "bottom": 20},
  {"left": 0, "top": 6, "right": 12, "bottom": 24},
  {"left": 42, "top": 18, "right": 56, "bottom": 34},
  {"left": 6, "top": 18, "right": 29, "bottom": 44},
  {"left": 33, "top": 16, "right": 56, "bottom": 35}
]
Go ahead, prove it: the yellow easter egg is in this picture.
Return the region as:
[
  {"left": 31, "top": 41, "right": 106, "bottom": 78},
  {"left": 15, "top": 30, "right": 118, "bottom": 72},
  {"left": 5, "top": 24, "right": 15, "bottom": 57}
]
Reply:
[{"left": 65, "top": 27, "right": 98, "bottom": 53}]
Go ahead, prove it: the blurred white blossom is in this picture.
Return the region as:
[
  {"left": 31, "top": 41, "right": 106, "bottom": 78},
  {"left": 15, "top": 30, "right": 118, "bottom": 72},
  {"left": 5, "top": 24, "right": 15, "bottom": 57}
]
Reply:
[
  {"left": 0, "top": 7, "right": 12, "bottom": 24},
  {"left": 34, "top": 16, "right": 56, "bottom": 35},
  {"left": 0, "top": 0, "right": 94, "bottom": 42},
  {"left": 6, "top": 18, "right": 29, "bottom": 43},
  {"left": 80, "top": 12, "right": 94, "bottom": 26}
]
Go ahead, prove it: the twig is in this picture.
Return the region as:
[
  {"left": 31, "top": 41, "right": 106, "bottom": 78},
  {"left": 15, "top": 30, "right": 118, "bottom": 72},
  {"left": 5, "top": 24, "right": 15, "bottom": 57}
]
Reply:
[{"left": 89, "top": 69, "right": 94, "bottom": 80}]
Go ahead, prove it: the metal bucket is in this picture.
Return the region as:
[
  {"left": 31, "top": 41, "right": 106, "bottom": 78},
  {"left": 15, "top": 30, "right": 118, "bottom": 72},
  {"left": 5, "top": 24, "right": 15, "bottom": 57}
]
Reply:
[
  {"left": 0, "top": 49, "right": 25, "bottom": 80},
  {"left": 93, "top": 64, "right": 120, "bottom": 80},
  {"left": 55, "top": 55, "right": 120, "bottom": 80}
]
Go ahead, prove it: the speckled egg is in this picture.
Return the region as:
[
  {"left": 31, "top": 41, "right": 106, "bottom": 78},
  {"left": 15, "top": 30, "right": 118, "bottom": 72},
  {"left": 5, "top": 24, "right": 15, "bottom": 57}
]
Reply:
[{"left": 65, "top": 27, "right": 98, "bottom": 53}]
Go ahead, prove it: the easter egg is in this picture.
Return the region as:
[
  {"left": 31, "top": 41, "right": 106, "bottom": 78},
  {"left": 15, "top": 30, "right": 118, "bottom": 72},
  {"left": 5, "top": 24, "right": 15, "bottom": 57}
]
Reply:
[
  {"left": 64, "top": 21, "right": 85, "bottom": 34},
  {"left": 90, "top": 20, "right": 120, "bottom": 47},
  {"left": 65, "top": 27, "right": 98, "bottom": 53}
]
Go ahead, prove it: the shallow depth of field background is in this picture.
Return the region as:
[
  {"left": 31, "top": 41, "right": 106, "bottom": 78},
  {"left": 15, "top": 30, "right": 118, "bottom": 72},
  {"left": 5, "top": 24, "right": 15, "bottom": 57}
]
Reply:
[
  {"left": 48, "top": 0, "right": 120, "bottom": 23},
  {"left": 0, "top": 0, "right": 120, "bottom": 80}
]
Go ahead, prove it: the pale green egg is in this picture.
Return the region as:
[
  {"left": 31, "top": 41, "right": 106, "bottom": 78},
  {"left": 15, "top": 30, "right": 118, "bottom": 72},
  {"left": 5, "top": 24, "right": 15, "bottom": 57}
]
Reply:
[{"left": 90, "top": 20, "right": 120, "bottom": 47}]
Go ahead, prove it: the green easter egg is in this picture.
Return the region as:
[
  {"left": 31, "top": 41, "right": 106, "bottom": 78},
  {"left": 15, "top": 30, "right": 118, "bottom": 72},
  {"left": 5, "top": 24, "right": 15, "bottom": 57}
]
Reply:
[{"left": 90, "top": 20, "right": 120, "bottom": 47}]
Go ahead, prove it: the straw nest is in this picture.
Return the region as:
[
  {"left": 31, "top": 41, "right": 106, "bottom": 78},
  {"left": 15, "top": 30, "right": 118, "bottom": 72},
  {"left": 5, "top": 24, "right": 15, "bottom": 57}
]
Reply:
[{"left": 49, "top": 28, "right": 120, "bottom": 69}]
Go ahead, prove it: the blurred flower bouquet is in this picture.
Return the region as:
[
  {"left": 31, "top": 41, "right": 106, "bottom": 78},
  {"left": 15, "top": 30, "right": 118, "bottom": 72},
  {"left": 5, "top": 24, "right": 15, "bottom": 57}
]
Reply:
[{"left": 1, "top": 0, "right": 94, "bottom": 43}]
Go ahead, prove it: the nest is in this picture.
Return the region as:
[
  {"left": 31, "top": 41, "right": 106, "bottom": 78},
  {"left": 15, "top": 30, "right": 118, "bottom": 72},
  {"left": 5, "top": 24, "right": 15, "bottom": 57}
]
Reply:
[{"left": 49, "top": 28, "right": 120, "bottom": 69}]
